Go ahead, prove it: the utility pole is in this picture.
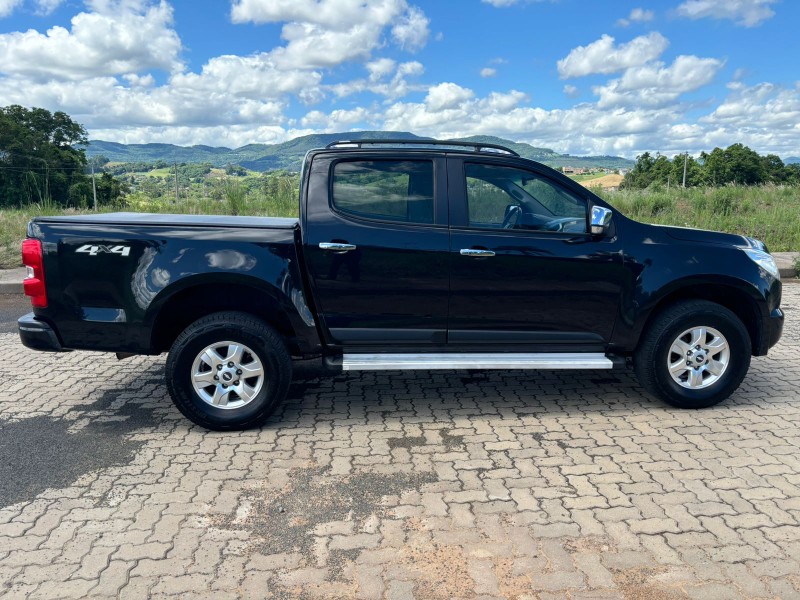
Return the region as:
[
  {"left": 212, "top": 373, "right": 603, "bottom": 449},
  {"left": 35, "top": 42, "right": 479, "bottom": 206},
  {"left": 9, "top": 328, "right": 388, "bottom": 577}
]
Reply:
[
  {"left": 90, "top": 161, "right": 98, "bottom": 210},
  {"left": 174, "top": 161, "right": 179, "bottom": 203},
  {"left": 682, "top": 153, "right": 688, "bottom": 188}
]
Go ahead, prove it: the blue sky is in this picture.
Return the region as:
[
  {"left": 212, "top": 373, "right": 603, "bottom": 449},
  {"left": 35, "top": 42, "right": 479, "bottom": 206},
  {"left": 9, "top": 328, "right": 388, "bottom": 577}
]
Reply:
[{"left": 1, "top": 0, "right": 798, "bottom": 158}]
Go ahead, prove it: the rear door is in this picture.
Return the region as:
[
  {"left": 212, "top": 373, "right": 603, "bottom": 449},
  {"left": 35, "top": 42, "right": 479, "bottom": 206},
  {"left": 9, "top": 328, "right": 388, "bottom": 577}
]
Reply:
[
  {"left": 447, "top": 156, "right": 626, "bottom": 350},
  {"left": 302, "top": 152, "right": 450, "bottom": 348}
]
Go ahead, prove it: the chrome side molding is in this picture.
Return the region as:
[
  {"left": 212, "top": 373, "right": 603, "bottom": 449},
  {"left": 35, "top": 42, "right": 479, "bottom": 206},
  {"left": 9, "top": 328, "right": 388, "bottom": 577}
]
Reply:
[{"left": 341, "top": 352, "right": 614, "bottom": 371}]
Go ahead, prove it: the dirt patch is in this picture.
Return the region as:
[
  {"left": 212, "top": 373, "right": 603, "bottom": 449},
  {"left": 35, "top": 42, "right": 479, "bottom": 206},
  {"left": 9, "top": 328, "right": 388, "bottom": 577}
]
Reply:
[
  {"left": 613, "top": 566, "right": 682, "bottom": 600},
  {"left": 495, "top": 557, "right": 534, "bottom": 600},
  {"left": 388, "top": 435, "right": 426, "bottom": 450},
  {"left": 440, "top": 429, "right": 465, "bottom": 449},
  {"left": 564, "top": 535, "right": 613, "bottom": 553},
  {"left": 213, "top": 465, "right": 437, "bottom": 572},
  {"left": 399, "top": 543, "right": 474, "bottom": 600}
]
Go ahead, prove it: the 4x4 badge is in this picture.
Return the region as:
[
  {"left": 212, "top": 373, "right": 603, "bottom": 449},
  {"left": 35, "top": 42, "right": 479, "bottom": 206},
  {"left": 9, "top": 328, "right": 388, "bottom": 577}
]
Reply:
[{"left": 76, "top": 244, "right": 131, "bottom": 257}]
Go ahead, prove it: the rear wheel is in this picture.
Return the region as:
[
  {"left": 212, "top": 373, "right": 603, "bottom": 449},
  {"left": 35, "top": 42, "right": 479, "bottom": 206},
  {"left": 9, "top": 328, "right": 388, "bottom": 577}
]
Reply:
[
  {"left": 166, "top": 311, "right": 291, "bottom": 430},
  {"left": 634, "top": 300, "right": 751, "bottom": 409}
]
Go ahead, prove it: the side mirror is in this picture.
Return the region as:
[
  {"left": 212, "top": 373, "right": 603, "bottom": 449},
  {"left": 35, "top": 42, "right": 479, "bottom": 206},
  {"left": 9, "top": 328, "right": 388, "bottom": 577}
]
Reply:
[{"left": 590, "top": 205, "right": 613, "bottom": 236}]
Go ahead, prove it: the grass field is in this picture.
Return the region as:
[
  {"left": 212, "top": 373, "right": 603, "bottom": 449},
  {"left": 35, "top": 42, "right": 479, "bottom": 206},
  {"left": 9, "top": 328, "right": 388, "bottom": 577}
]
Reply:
[
  {"left": 579, "top": 174, "right": 625, "bottom": 189},
  {"left": 569, "top": 173, "right": 606, "bottom": 183},
  {"left": 2, "top": 185, "right": 798, "bottom": 269}
]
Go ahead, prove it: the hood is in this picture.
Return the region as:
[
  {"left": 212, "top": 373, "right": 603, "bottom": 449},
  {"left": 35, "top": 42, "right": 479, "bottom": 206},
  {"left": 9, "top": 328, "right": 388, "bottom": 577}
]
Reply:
[{"left": 653, "top": 224, "right": 757, "bottom": 249}]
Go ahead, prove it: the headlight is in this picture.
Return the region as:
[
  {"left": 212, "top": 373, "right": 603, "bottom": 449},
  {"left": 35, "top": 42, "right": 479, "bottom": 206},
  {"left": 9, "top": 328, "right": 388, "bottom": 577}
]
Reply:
[{"left": 743, "top": 248, "right": 780, "bottom": 280}]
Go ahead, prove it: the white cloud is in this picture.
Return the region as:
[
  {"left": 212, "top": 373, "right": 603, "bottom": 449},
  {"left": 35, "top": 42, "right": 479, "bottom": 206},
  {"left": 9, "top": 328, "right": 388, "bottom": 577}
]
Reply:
[
  {"left": 270, "top": 21, "right": 383, "bottom": 69},
  {"left": 391, "top": 5, "right": 429, "bottom": 51},
  {"left": 630, "top": 7, "right": 654, "bottom": 21},
  {"left": 230, "top": 0, "right": 429, "bottom": 67},
  {"left": 702, "top": 82, "right": 800, "bottom": 130},
  {"left": 0, "top": 73, "right": 288, "bottom": 129},
  {"left": 301, "top": 106, "right": 372, "bottom": 129},
  {"left": 366, "top": 57, "right": 396, "bottom": 81},
  {"left": 381, "top": 89, "right": 678, "bottom": 156},
  {"left": 563, "top": 84, "right": 578, "bottom": 97},
  {"left": 33, "top": 0, "right": 64, "bottom": 15},
  {"left": 557, "top": 32, "right": 669, "bottom": 78},
  {"left": 617, "top": 7, "right": 655, "bottom": 26},
  {"left": 170, "top": 53, "right": 322, "bottom": 99},
  {"left": 424, "top": 82, "right": 475, "bottom": 112},
  {"left": 88, "top": 124, "right": 309, "bottom": 148},
  {"left": 231, "top": 0, "right": 398, "bottom": 27},
  {"left": 328, "top": 59, "right": 424, "bottom": 99},
  {"left": 0, "top": 0, "right": 22, "bottom": 17},
  {"left": 593, "top": 54, "right": 724, "bottom": 108},
  {"left": 480, "top": 67, "right": 497, "bottom": 78},
  {"left": 0, "top": 0, "right": 182, "bottom": 81},
  {"left": 375, "top": 78, "right": 800, "bottom": 157},
  {"left": 676, "top": 0, "right": 776, "bottom": 27},
  {"left": 123, "top": 72, "right": 154, "bottom": 87}
]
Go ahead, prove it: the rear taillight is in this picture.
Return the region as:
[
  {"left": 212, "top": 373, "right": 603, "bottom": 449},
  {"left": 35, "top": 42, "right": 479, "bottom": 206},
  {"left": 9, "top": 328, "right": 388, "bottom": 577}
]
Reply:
[{"left": 22, "top": 239, "right": 47, "bottom": 308}]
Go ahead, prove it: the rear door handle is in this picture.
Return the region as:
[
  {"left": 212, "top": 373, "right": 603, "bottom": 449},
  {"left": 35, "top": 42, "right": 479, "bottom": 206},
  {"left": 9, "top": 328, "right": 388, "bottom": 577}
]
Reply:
[
  {"left": 460, "top": 248, "right": 495, "bottom": 257},
  {"left": 319, "top": 242, "right": 357, "bottom": 253}
]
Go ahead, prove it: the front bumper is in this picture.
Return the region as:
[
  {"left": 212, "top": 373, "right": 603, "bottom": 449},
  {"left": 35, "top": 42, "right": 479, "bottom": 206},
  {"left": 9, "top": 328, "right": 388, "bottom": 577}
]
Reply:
[
  {"left": 18, "top": 313, "right": 65, "bottom": 352},
  {"left": 766, "top": 307, "right": 784, "bottom": 351}
]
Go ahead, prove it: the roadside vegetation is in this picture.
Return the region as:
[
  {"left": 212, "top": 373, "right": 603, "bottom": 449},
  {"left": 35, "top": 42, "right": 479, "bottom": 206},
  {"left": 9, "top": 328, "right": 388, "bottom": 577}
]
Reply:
[
  {"left": 2, "top": 104, "right": 799, "bottom": 268},
  {"left": 3, "top": 183, "right": 799, "bottom": 269},
  {"left": 594, "top": 185, "right": 800, "bottom": 252}
]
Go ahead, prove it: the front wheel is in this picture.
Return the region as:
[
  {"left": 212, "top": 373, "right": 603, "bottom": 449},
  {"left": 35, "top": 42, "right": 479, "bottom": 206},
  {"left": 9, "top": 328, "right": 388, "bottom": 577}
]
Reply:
[
  {"left": 634, "top": 300, "right": 751, "bottom": 409},
  {"left": 166, "top": 311, "right": 291, "bottom": 430}
]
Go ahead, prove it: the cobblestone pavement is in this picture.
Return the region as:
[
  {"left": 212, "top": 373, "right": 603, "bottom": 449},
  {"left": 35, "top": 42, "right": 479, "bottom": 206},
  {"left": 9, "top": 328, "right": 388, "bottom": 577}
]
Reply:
[{"left": 1, "top": 286, "right": 799, "bottom": 600}]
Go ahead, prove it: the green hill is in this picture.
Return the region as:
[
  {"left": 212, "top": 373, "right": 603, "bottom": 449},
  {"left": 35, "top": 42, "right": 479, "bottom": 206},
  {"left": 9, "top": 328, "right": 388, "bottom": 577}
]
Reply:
[{"left": 85, "top": 131, "right": 635, "bottom": 171}]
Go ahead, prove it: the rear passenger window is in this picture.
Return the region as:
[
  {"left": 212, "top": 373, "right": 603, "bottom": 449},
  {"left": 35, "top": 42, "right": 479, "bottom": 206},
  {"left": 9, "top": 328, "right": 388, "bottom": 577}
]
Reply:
[{"left": 332, "top": 160, "right": 434, "bottom": 224}]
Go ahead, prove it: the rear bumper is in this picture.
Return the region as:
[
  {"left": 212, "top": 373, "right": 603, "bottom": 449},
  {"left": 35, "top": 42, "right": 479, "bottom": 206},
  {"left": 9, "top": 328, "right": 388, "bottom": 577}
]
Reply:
[{"left": 18, "top": 313, "right": 66, "bottom": 352}]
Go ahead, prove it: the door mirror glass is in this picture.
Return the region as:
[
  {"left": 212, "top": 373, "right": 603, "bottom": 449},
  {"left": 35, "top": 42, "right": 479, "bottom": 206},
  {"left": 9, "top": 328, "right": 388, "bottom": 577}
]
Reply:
[{"left": 590, "top": 206, "right": 613, "bottom": 235}]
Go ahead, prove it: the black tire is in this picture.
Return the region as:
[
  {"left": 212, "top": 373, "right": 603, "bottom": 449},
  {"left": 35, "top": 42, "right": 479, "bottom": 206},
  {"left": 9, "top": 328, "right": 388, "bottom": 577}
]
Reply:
[
  {"left": 634, "top": 300, "right": 751, "bottom": 409},
  {"left": 166, "top": 311, "right": 291, "bottom": 430}
]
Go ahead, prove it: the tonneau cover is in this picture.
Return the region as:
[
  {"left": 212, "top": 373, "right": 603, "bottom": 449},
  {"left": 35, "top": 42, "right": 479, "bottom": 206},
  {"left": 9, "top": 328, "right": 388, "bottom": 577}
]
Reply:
[{"left": 33, "top": 212, "right": 298, "bottom": 229}]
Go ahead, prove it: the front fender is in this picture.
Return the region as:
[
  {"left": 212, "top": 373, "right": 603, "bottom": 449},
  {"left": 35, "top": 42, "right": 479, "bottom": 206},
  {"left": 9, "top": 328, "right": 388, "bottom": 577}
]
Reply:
[{"left": 610, "top": 235, "right": 777, "bottom": 353}]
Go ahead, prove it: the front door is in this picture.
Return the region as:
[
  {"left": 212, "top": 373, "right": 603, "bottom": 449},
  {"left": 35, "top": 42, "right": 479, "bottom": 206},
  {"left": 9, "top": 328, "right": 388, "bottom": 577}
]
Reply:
[
  {"left": 303, "top": 154, "right": 450, "bottom": 348},
  {"left": 447, "top": 157, "right": 626, "bottom": 350}
]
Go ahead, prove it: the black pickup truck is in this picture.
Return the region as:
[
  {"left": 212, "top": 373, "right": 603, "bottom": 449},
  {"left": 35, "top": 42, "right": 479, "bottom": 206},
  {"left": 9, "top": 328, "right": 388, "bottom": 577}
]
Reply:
[{"left": 19, "top": 139, "right": 784, "bottom": 430}]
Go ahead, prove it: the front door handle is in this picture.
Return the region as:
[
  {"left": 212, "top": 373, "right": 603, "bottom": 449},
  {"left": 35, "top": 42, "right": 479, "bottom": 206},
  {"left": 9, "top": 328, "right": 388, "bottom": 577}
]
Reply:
[
  {"left": 319, "top": 242, "right": 357, "bottom": 253},
  {"left": 460, "top": 248, "right": 495, "bottom": 257}
]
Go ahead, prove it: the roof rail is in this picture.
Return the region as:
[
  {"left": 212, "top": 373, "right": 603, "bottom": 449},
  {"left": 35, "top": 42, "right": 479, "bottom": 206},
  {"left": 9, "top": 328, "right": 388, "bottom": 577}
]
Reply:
[{"left": 324, "top": 138, "right": 519, "bottom": 157}]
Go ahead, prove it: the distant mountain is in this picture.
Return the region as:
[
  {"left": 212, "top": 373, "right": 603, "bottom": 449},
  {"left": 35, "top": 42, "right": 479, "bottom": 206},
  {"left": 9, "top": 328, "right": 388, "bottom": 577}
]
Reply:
[
  {"left": 85, "top": 131, "right": 634, "bottom": 171},
  {"left": 785, "top": 156, "right": 800, "bottom": 164}
]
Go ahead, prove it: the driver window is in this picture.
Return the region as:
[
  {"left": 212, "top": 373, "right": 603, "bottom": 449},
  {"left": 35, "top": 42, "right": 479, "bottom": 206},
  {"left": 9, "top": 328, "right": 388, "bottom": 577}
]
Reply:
[{"left": 465, "top": 163, "right": 588, "bottom": 233}]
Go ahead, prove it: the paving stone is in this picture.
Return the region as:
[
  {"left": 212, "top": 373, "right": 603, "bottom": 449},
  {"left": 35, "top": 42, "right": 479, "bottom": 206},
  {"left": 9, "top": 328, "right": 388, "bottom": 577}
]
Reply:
[{"left": 0, "top": 286, "right": 799, "bottom": 598}]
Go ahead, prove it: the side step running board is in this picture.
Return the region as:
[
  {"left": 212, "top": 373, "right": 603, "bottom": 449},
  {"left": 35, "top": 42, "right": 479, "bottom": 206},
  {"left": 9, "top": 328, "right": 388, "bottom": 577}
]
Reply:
[{"left": 341, "top": 352, "right": 614, "bottom": 371}]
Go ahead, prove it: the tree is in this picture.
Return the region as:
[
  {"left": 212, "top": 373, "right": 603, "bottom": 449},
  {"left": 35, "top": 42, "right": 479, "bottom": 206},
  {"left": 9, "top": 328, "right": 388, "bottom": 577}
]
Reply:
[
  {"left": 0, "top": 105, "right": 89, "bottom": 206},
  {"left": 620, "top": 152, "right": 656, "bottom": 189},
  {"left": 761, "top": 154, "right": 787, "bottom": 183},
  {"left": 622, "top": 143, "right": 796, "bottom": 189},
  {"left": 0, "top": 105, "right": 130, "bottom": 208}
]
